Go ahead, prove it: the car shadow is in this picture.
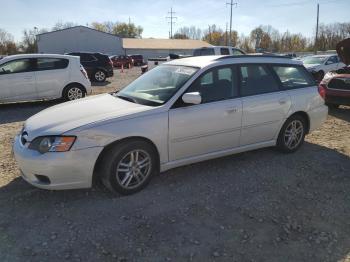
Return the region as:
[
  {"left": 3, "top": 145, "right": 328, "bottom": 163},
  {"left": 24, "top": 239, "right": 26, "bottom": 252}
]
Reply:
[
  {"left": 91, "top": 80, "right": 111, "bottom": 87},
  {"left": 0, "top": 100, "right": 61, "bottom": 124},
  {"left": 329, "top": 105, "right": 350, "bottom": 122},
  {"left": 0, "top": 142, "right": 350, "bottom": 261}
]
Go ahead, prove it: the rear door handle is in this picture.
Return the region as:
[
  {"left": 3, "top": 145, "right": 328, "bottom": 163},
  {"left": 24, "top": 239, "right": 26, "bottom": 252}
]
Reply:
[
  {"left": 279, "top": 98, "right": 288, "bottom": 105},
  {"left": 226, "top": 107, "right": 238, "bottom": 113}
]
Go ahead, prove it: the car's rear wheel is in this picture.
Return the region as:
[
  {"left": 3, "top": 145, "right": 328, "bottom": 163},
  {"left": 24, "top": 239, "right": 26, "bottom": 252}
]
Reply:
[
  {"left": 100, "top": 140, "right": 158, "bottom": 195},
  {"left": 277, "top": 115, "right": 306, "bottom": 153},
  {"left": 63, "top": 85, "right": 85, "bottom": 101},
  {"left": 94, "top": 70, "right": 106, "bottom": 82}
]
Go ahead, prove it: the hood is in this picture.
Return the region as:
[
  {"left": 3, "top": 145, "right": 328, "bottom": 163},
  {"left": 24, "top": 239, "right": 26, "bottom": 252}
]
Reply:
[
  {"left": 336, "top": 38, "right": 350, "bottom": 66},
  {"left": 24, "top": 94, "right": 154, "bottom": 140},
  {"left": 304, "top": 63, "right": 320, "bottom": 69}
]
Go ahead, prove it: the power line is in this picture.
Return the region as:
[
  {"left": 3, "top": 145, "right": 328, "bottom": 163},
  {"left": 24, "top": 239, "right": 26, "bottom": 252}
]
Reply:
[
  {"left": 166, "top": 7, "right": 177, "bottom": 39},
  {"left": 226, "top": 0, "right": 237, "bottom": 46}
]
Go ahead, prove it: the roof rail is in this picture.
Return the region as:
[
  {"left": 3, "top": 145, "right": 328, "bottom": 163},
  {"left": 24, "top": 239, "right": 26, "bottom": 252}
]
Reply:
[{"left": 215, "top": 54, "right": 292, "bottom": 60}]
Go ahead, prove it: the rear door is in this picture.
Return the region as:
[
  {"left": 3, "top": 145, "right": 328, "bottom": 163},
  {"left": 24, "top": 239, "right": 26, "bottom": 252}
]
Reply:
[
  {"left": 0, "top": 58, "right": 37, "bottom": 102},
  {"left": 34, "top": 57, "right": 70, "bottom": 99},
  {"left": 239, "top": 64, "right": 291, "bottom": 146}
]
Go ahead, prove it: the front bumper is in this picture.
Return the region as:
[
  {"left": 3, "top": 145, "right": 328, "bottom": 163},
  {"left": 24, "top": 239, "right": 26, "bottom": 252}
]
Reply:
[{"left": 13, "top": 135, "right": 103, "bottom": 190}]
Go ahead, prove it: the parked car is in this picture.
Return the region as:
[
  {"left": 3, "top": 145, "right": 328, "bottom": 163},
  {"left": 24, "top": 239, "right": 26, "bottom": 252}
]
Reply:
[
  {"left": 193, "top": 46, "right": 246, "bottom": 56},
  {"left": 129, "top": 54, "right": 144, "bottom": 66},
  {"left": 301, "top": 54, "right": 345, "bottom": 81},
  {"left": 110, "top": 55, "right": 133, "bottom": 68},
  {"left": 320, "top": 38, "right": 350, "bottom": 108},
  {"left": 14, "top": 55, "right": 327, "bottom": 195},
  {"left": 67, "top": 52, "right": 113, "bottom": 82},
  {"left": 0, "top": 54, "right": 91, "bottom": 103}
]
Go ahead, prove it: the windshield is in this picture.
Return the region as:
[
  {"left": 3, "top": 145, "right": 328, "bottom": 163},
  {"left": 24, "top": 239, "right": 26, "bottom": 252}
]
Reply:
[
  {"left": 302, "top": 56, "right": 327, "bottom": 65},
  {"left": 117, "top": 65, "right": 198, "bottom": 106}
]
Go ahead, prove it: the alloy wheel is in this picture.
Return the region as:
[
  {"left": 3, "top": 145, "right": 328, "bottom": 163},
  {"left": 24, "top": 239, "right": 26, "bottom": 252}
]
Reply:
[
  {"left": 116, "top": 150, "right": 152, "bottom": 189},
  {"left": 67, "top": 87, "right": 83, "bottom": 100},
  {"left": 284, "top": 120, "right": 304, "bottom": 150},
  {"left": 95, "top": 71, "right": 106, "bottom": 82}
]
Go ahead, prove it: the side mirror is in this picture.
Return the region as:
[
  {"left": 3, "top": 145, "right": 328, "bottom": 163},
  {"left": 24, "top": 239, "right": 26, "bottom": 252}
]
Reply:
[{"left": 182, "top": 92, "right": 201, "bottom": 105}]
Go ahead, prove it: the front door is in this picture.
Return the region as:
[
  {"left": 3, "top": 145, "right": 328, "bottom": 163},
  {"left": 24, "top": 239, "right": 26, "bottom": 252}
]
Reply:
[
  {"left": 0, "top": 58, "right": 37, "bottom": 102},
  {"left": 169, "top": 66, "right": 242, "bottom": 161}
]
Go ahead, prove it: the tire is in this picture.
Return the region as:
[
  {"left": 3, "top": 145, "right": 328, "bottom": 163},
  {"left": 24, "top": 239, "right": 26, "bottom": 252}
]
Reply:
[
  {"left": 63, "top": 85, "right": 85, "bottom": 101},
  {"left": 94, "top": 70, "right": 106, "bottom": 82},
  {"left": 317, "top": 70, "right": 324, "bottom": 81},
  {"left": 100, "top": 140, "right": 159, "bottom": 195},
  {"left": 277, "top": 115, "right": 306, "bottom": 153}
]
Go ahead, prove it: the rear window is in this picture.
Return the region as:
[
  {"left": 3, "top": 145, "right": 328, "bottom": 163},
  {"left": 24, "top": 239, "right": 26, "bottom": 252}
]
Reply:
[
  {"left": 220, "top": 48, "right": 230, "bottom": 55},
  {"left": 272, "top": 66, "right": 315, "bottom": 89},
  {"left": 37, "top": 58, "right": 69, "bottom": 71},
  {"left": 193, "top": 48, "right": 215, "bottom": 56}
]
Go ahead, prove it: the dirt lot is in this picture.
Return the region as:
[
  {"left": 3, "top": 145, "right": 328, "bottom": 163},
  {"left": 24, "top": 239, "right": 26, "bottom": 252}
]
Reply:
[{"left": 0, "top": 67, "right": 350, "bottom": 262}]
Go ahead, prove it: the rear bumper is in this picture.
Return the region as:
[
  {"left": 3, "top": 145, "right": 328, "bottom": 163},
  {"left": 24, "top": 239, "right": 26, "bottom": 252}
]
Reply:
[{"left": 308, "top": 104, "right": 328, "bottom": 133}]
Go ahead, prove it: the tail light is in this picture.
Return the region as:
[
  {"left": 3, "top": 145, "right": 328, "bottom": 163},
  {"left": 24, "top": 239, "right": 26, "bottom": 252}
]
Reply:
[
  {"left": 80, "top": 65, "right": 89, "bottom": 80},
  {"left": 318, "top": 83, "right": 326, "bottom": 100}
]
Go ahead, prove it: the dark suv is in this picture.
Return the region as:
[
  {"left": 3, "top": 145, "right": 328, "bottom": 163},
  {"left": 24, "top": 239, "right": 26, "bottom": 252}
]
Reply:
[{"left": 67, "top": 52, "right": 113, "bottom": 82}]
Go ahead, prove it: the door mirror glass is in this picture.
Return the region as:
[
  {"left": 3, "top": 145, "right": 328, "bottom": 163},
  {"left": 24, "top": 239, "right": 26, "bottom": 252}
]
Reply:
[{"left": 182, "top": 92, "right": 202, "bottom": 105}]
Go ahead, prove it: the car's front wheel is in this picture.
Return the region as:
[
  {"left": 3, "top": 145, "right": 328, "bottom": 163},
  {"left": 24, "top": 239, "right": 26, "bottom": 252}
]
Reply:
[
  {"left": 100, "top": 140, "right": 159, "bottom": 195},
  {"left": 94, "top": 70, "right": 106, "bottom": 82},
  {"left": 277, "top": 115, "right": 306, "bottom": 153}
]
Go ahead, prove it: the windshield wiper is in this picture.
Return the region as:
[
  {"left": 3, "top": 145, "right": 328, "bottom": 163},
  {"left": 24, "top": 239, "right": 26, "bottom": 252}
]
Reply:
[{"left": 116, "top": 94, "right": 137, "bottom": 103}]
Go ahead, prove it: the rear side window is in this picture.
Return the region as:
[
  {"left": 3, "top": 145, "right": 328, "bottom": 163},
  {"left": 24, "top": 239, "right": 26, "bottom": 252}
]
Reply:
[
  {"left": 80, "top": 54, "right": 96, "bottom": 62},
  {"left": 232, "top": 48, "right": 244, "bottom": 55},
  {"left": 272, "top": 66, "right": 315, "bottom": 89},
  {"left": 220, "top": 48, "right": 230, "bottom": 55},
  {"left": 37, "top": 58, "right": 69, "bottom": 71},
  {"left": 0, "top": 59, "right": 34, "bottom": 74},
  {"left": 239, "top": 65, "right": 280, "bottom": 96},
  {"left": 193, "top": 48, "right": 215, "bottom": 56}
]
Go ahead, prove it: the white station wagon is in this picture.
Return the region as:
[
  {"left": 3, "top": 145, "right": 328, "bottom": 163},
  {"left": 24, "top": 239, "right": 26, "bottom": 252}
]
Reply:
[
  {"left": 13, "top": 55, "right": 328, "bottom": 195},
  {"left": 0, "top": 54, "right": 91, "bottom": 103}
]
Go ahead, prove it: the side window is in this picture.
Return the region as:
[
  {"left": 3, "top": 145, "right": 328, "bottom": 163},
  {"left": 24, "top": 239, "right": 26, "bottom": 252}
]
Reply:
[
  {"left": 80, "top": 54, "right": 95, "bottom": 62},
  {"left": 187, "top": 66, "right": 238, "bottom": 104},
  {"left": 239, "top": 64, "right": 279, "bottom": 96},
  {"left": 272, "top": 66, "right": 315, "bottom": 89},
  {"left": 0, "top": 59, "right": 33, "bottom": 75},
  {"left": 194, "top": 48, "right": 215, "bottom": 56},
  {"left": 220, "top": 48, "right": 230, "bottom": 55},
  {"left": 327, "top": 56, "right": 337, "bottom": 64},
  {"left": 37, "top": 58, "right": 69, "bottom": 71},
  {"left": 232, "top": 49, "right": 244, "bottom": 55}
]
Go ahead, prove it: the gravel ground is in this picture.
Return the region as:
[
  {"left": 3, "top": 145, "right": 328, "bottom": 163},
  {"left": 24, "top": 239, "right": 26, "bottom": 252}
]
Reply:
[{"left": 0, "top": 67, "right": 350, "bottom": 262}]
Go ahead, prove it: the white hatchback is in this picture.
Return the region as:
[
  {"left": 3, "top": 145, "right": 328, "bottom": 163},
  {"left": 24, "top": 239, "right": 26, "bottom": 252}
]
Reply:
[
  {"left": 13, "top": 55, "right": 328, "bottom": 195},
  {"left": 0, "top": 54, "right": 91, "bottom": 103}
]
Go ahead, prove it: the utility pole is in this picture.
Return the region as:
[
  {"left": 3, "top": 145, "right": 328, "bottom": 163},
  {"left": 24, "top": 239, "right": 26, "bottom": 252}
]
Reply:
[
  {"left": 166, "top": 7, "right": 177, "bottom": 39},
  {"left": 208, "top": 25, "right": 212, "bottom": 43},
  {"left": 225, "top": 23, "right": 228, "bottom": 46},
  {"left": 314, "top": 3, "right": 319, "bottom": 54},
  {"left": 226, "top": 0, "right": 237, "bottom": 46}
]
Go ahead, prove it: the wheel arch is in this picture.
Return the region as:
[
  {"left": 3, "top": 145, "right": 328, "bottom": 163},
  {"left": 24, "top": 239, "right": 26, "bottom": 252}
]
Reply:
[{"left": 92, "top": 136, "right": 160, "bottom": 186}]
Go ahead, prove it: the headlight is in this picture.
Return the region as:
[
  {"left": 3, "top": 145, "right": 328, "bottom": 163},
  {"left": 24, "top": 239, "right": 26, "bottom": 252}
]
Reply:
[{"left": 28, "top": 136, "right": 76, "bottom": 154}]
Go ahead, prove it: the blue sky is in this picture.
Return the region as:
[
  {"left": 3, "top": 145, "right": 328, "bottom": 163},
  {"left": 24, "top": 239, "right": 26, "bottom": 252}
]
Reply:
[{"left": 1, "top": 0, "right": 349, "bottom": 41}]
